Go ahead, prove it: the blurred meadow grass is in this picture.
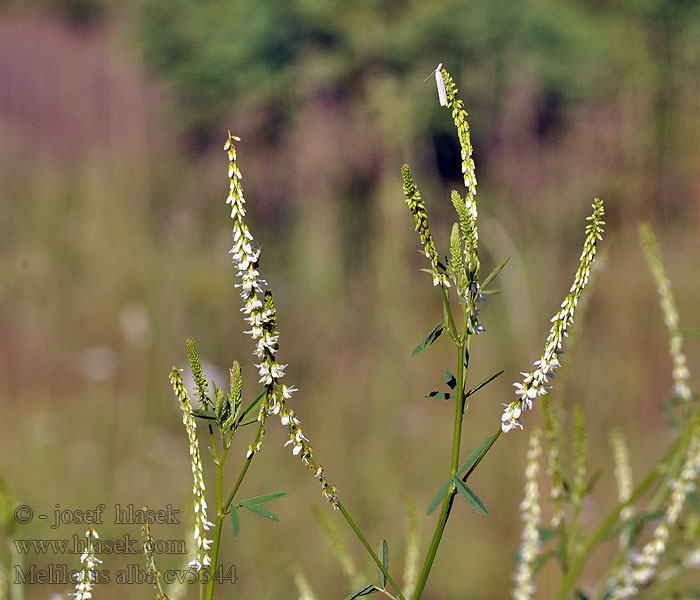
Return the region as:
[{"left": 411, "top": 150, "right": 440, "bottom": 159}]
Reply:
[{"left": 0, "top": 1, "right": 698, "bottom": 598}]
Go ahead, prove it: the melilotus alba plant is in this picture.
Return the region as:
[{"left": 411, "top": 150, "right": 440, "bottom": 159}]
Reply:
[
  {"left": 156, "top": 65, "right": 697, "bottom": 600},
  {"left": 160, "top": 64, "right": 609, "bottom": 600}
]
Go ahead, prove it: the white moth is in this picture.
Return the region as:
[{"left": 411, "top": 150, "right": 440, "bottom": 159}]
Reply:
[{"left": 430, "top": 63, "right": 448, "bottom": 107}]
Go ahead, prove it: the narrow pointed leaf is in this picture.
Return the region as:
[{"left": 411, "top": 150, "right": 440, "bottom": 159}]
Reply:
[
  {"left": 480, "top": 289, "right": 501, "bottom": 296},
  {"left": 377, "top": 539, "right": 388, "bottom": 588},
  {"left": 191, "top": 409, "right": 217, "bottom": 420},
  {"left": 242, "top": 492, "right": 286, "bottom": 505},
  {"left": 584, "top": 471, "right": 602, "bottom": 494},
  {"left": 344, "top": 584, "right": 379, "bottom": 600},
  {"left": 453, "top": 477, "right": 488, "bottom": 515},
  {"left": 425, "top": 391, "right": 454, "bottom": 400},
  {"left": 465, "top": 370, "right": 504, "bottom": 399},
  {"left": 411, "top": 324, "right": 444, "bottom": 356},
  {"left": 443, "top": 370, "right": 457, "bottom": 389},
  {"left": 456, "top": 436, "right": 492, "bottom": 477},
  {"left": 237, "top": 391, "right": 265, "bottom": 426},
  {"left": 231, "top": 507, "right": 240, "bottom": 537},
  {"left": 240, "top": 502, "right": 279, "bottom": 522},
  {"left": 426, "top": 480, "right": 451, "bottom": 516},
  {"left": 481, "top": 256, "right": 510, "bottom": 288}
]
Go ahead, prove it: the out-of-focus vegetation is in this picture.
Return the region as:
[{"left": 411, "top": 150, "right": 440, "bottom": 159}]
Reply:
[{"left": 0, "top": 1, "right": 698, "bottom": 598}]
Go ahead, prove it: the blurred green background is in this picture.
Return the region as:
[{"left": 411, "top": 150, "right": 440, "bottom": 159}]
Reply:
[{"left": 0, "top": 0, "right": 698, "bottom": 598}]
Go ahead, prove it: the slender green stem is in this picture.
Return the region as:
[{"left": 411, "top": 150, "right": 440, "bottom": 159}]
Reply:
[
  {"left": 205, "top": 423, "right": 263, "bottom": 600},
  {"left": 412, "top": 490, "right": 456, "bottom": 600},
  {"left": 223, "top": 422, "right": 265, "bottom": 513},
  {"left": 412, "top": 335, "right": 467, "bottom": 599},
  {"left": 336, "top": 502, "right": 407, "bottom": 600},
  {"left": 205, "top": 450, "right": 226, "bottom": 600}
]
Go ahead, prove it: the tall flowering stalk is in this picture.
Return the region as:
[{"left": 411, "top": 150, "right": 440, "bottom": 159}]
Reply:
[
  {"left": 169, "top": 368, "right": 212, "bottom": 570},
  {"left": 142, "top": 516, "right": 170, "bottom": 600},
  {"left": 224, "top": 133, "right": 338, "bottom": 508},
  {"left": 501, "top": 198, "right": 605, "bottom": 433},
  {"left": 69, "top": 528, "right": 102, "bottom": 600},
  {"left": 638, "top": 223, "right": 692, "bottom": 402},
  {"left": 609, "top": 428, "right": 634, "bottom": 547},
  {"left": 512, "top": 428, "right": 543, "bottom": 600}
]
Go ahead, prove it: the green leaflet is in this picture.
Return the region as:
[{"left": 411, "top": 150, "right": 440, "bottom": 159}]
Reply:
[
  {"left": 344, "top": 584, "right": 379, "bottom": 599},
  {"left": 453, "top": 477, "right": 488, "bottom": 515},
  {"left": 425, "top": 391, "right": 454, "bottom": 400},
  {"left": 237, "top": 391, "right": 265, "bottom": 427},
  {"left": 238, "top": 492, "right": 286, "bottom": 522},
  {"left": 241, "top": 492, "right": 286, "bottom": 505},
  {"left": 240, "top": 502, "right": 279, "bottom": 522},
  {"left": 411, "top": 323, "right": 444, "bottom": 356},
  {"left": 426, "top": 480, "right": 451, "bottom": 516},
  {"left": 377, "top": 539, "right": 388, "bottom": 588},
  {"left": 465, "top": 370, "right": 504, "bottom": 399},
  {"left": 231, "top": 507, "right": 240, "bottom": 537},
  {"left": 481, "top": 256, "right": 510, "bottom": 289},
  {"left": 456, "top": 436, "right": 492, "bottom": 478}
]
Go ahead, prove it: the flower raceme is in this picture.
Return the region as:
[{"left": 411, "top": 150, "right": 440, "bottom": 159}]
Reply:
[
  {"left": 501, "top": 198, "right": 605, "bottom": 433},
  {"left": 224, "top": 133, "right": 338, "bottom": 509}
]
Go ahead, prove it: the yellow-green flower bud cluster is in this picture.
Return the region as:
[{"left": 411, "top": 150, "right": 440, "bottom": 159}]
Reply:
[{"left": 401, "top": 164, "right": 450, "bottom": 288}]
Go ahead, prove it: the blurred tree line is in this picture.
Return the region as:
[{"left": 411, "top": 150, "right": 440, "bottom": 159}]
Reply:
[{"left": 8, "top": 0, "right": 700, "bottom": 216}]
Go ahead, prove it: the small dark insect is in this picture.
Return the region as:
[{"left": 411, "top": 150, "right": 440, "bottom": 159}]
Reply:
[{"left": 252, "top": 246, "right": 263, "bottom": 269}]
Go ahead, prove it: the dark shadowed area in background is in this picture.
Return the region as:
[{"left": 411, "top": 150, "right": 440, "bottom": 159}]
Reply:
[{"left": 0, "top": 1, "right": 698, "bottom": 598}]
